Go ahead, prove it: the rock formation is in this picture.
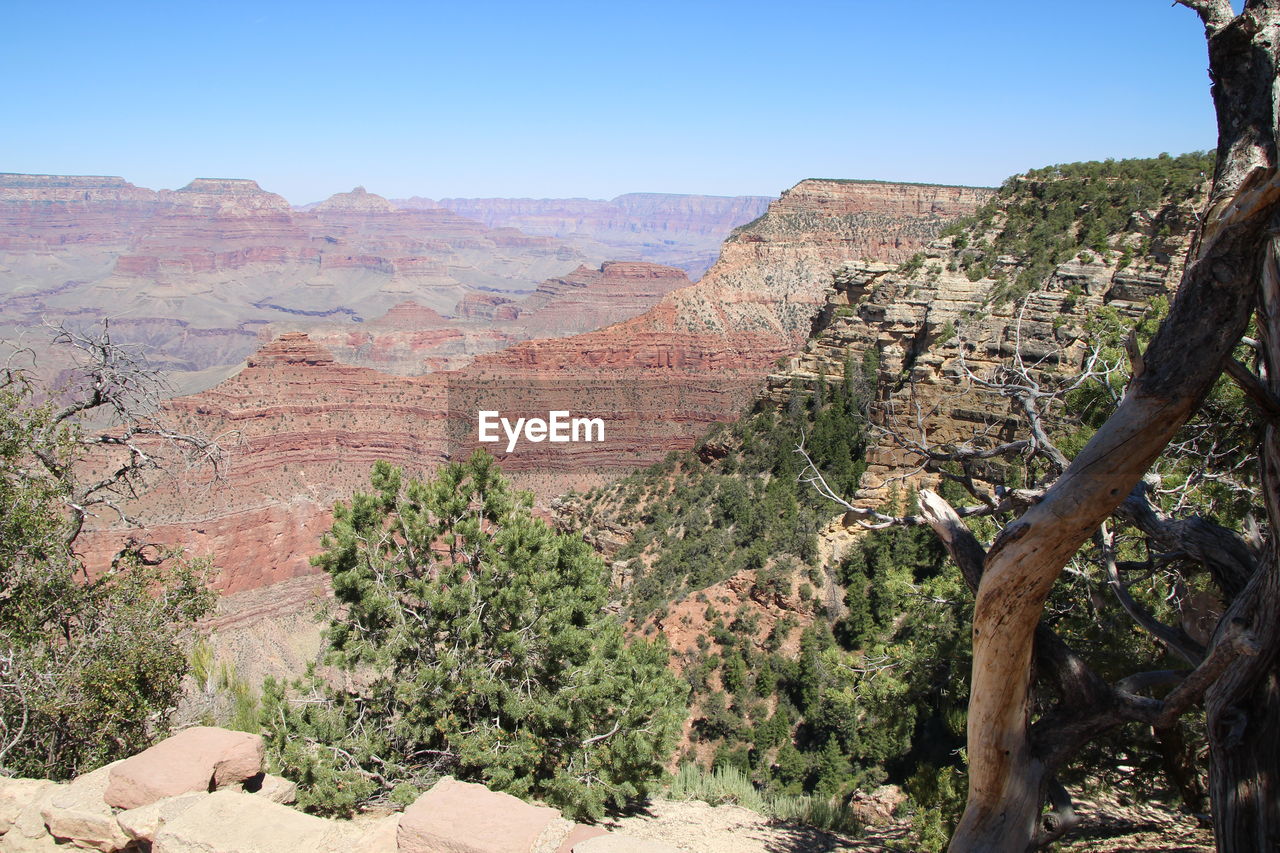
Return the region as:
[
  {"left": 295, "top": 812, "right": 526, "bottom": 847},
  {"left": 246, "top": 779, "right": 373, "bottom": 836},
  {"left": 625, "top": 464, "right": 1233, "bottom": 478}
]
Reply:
[
  {"left": 1, "top": 176, "right": 779, "bottom": 394},
  {"left": 510, "top": 261, "right": 692, "bottom": 338},
  {"left": 396, "top": 192, "right": 776, "bottom": 279},
  {"left": 80, "top": 332, "right": 449, "bottom": 593},
  {"left": 754, "top": 171, "right": 1206, "bottom": 512},
  {"left": 0, "top": 727, "right": 667, "bottom": 853},
  {"left": 0, "top": 176, "right": 578, "bottom": 391},
  {"left": 289, "top": 261, "right": 693, "bottom": 375},
  {"left": 447, "top": 180, "right": 991, "bottom": 478},
  {"left": 79, "top": 179, "right": 986, "bottom": 601}
]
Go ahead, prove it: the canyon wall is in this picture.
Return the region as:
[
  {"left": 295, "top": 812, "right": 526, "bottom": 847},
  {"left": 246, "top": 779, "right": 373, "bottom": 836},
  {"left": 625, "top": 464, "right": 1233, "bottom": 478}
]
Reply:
[
  {"left": 87, "top": 178, "right": 977, "bottom": 591},
  {"left": 290, "top": 260, "right": 694, "bottom": 374},
  {"left": 447, "top": 179, "right": 992, "bottom": 475},
  {"left": 0, "top": 177, "right": 593, "bottom": 391},
  {"left": 82, "top": 178, "right": 988, "bottom": 597},
  {"left": 2, "top": 176, "right": 779, "bottom": 393},
  {"left": 757, "top": 175, "right": 1205, "bottom": 512},
  {"left": 396, "top": 192, "right": 776, "bottom": 279}
]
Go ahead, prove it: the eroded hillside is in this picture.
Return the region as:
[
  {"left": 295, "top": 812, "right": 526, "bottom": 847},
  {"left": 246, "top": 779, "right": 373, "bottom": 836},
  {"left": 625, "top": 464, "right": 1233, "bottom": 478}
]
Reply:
[{"left": 561, "top": 152, "right": 1213, "bottom": 808}]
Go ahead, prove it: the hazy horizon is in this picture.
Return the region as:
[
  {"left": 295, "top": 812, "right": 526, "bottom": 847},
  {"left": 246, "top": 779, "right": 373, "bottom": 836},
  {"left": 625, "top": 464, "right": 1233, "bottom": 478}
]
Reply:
[{"left": 4, "top": 0, "right": 1222, "bottom": 202}]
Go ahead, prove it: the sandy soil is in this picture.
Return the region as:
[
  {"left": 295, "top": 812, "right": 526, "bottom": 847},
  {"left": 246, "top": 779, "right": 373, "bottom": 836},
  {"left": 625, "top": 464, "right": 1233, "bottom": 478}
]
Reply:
[{"left": 602, "top": 796, "right": 1214, "bottom": 853}]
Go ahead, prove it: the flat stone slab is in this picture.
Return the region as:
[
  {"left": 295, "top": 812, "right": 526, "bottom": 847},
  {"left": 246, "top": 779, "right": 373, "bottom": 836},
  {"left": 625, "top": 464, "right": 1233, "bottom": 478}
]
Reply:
[
  {"left": 116, "top": 792, "right": 206, "bottom": 842},
  {"left": 0, "top": 780, "right": 55, "bottom": 836},
  {"left": 398, "top": 776, "right": 562, "bottom": 853},
  {"left": 249, "top": 774, "right": 297, "bottom": 805},
  {"left": 41, "top": 762, "right": 130, "bottom": 852},
  {"left": 558, "top": 824, "right": 609, "bottom": 853},
  {"left": 105, "top": 726, "right": 264, "bottom": 810},
  {"left": 151, "top": 789, "right": 334, "bottom": 853},
  {"left": 317, "top": 814, "right": 398, "bottom": 853},
  {"left": 573, "top": 836, "right": 686, "bottom": 853}
]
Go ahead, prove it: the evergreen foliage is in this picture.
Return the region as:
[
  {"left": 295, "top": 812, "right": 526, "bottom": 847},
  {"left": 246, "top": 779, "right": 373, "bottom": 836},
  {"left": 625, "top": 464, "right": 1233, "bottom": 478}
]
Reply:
[
  {"left": 0, "top": 373, "right": 213, "bottom": 779},
  {"left": 573, "top": 364, "right": 972, "bottom": 826},
  {"left": 262, "top": 451, "right": 687, "bottom": 819},
  {"left": 593, "top": 362, "right": 871, "bottom": 620},
  {"left": 940, "top": 152, "right": 1213, "bottom": 302},
  {"left": 566, "top": 154, "right": 1230, "bottom": 841}
]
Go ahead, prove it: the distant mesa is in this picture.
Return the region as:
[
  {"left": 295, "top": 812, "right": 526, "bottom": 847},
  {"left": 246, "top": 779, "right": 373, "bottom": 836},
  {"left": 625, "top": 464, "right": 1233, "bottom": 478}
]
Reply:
[
  {"left": 0, "top": 173, "right": 142, "bottom": 190},
  {"left": 372, "top": 301, "right": 451, "bottom": 328},
  {"left": 177, "top": 178, "right": 273, "bottom": 196},
  {"left": 244, "top": 332, "right": 336, "bottom": 368},
  {"left": 165, "top": 178, "right": 292, "bottom": 214},
  {"left": 312, "top": 186, "right": 397, "bottom": 214},
  {"left": 0, "top": 172, "right": 159, "bottom": 206}
]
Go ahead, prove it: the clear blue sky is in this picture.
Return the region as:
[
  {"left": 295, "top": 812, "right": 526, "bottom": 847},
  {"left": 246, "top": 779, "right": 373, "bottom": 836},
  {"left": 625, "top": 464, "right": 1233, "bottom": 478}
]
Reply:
[{"left": 2, "top": 1, "right": 1221, "bottom": 204}]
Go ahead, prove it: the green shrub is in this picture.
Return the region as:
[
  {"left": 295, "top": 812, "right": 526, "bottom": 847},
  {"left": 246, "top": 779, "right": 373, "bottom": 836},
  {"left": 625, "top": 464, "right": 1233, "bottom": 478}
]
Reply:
[{"left": 262, "top": 452, "right": 688, "bottom": 819}]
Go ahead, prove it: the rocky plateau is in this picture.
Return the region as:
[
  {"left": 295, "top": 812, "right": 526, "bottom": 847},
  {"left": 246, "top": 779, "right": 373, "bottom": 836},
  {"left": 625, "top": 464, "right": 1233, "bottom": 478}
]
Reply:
[
  {"left": 77, "top": 178, "right": 988, "bottom": 610},
  {"left": 0, "top": 176, "right": 753, "bottom": 393},
  {"left": 394, "top": 192, "right": 776, "bottom": 279}
]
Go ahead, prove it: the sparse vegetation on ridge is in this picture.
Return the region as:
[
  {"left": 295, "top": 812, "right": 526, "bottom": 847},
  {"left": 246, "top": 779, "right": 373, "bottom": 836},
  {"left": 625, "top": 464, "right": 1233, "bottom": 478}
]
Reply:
[
  {"left": 940, "top": 151, "right": 1213, "bottom": 302},
  {"left": 563, "top": 150, "right": 1243, "bottom": 848}
]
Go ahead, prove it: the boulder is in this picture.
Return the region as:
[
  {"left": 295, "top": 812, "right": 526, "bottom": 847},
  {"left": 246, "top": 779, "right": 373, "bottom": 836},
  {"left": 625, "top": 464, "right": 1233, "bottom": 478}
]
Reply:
[
  {"left": 317, "top": 814, "right": 398, "bottom": 853},
  {"left": 151, "top": 789, "right": 334, "bottom": 853},
  {"left": 247, "top": 774, "right": 297, "bottom": 805},
  {"left": 849, "top": 784, "right": 905, "bottom": 825},
  {"left": 0, "top": 781, "right": 62, "bottom": 852},
  {"left": 115, "top": 793, "right": 206, "bottom": 842},
  {"left": 40, "top": 762, "right": 130, "bottom": 852},
  {"left": 398, "top": 777, "right": 563, "bottom": 853},
  {"left": 0, "top": 780, "right": 54, "bottom": 837},
  {"left": 104, "top": 726, "right": 264, "bottom": 810}
]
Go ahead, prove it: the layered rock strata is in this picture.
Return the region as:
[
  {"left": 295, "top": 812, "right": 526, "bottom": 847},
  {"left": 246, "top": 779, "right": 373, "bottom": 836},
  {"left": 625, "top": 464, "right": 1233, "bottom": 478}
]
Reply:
[
  {"left": 0, "top": 176, "right": 583, "bottom": 390},
  {"left": 447, "top": 180, "right": 991, "bottom": 475},
  {"left": 396, "top": 192, "right": 777, "bottom": 279},
  {"left": 84, "top": 179, "right": 987, "bottom": 597},
  {"left": 758, "top": 180, "right": 1204, "bottom": 510}
]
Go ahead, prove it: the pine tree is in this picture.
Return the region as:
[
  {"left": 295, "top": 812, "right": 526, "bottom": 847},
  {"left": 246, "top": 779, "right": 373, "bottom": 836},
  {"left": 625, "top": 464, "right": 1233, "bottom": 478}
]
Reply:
[{"left": 262, "top": 451, "right": 688, "bottom": 819}]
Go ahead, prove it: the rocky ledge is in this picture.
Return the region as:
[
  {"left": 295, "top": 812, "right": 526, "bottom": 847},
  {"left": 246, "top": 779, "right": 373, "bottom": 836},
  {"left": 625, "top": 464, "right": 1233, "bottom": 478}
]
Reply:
[{"left": 0, "top": 727, "right": 676, "bottom": 853}]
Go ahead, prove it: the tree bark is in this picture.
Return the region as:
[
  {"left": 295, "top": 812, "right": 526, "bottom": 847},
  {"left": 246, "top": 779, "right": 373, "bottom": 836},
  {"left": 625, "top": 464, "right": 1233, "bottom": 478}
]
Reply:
[
  {"left": 1207, "top": 235, "right": 1280, "bottom": 850},
  {"left": 949, "top": 4, "right": 1280, "bottom": 849}
]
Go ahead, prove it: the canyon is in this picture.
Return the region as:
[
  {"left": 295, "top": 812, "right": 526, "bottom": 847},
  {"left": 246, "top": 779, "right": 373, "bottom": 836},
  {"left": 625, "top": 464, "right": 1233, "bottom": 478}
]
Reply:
[
  {"left": 0, "top": 175, "right": 751, "bottom": 392},
  {"left": 76, "top": 178, "right": 988, "bottom": 604},
  {"left": 394, "top": 193, "right": 775, "bottom": 279}
]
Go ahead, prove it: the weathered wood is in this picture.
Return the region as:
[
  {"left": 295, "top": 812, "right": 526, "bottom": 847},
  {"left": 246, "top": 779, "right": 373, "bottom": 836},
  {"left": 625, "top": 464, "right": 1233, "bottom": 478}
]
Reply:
[
  {"left": 1207, "top": 234, "right": 1280, "bottom": 850},
  {"left": 919, "top": 489, "right": 987, "bottom": 590},
  {"left": 1116, "top": 483, "right": 1256, "bottom": 599},
  {"left": 949, "top": 4, "right": 1280, "bottom": 849}
]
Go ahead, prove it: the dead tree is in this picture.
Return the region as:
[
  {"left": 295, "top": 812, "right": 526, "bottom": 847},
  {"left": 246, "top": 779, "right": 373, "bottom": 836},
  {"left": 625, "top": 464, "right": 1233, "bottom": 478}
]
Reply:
[
  {"left": 4, "top": 320, "right": 225, "bottom": 553},
  {"left": 0, "top": 321, "right": 225, "bottom": 777},
  {"left": 945, "top": 3, "right": 1279, "bottom": 849},
  {"left": 801, "top": 4, "right": 1280, "bottom": 845}
]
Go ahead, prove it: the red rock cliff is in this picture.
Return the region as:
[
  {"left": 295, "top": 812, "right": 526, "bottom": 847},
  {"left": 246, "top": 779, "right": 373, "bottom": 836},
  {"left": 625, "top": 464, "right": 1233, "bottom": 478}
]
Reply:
[{"left": 84, "top": 179, "right": 991, "bottom": 595}]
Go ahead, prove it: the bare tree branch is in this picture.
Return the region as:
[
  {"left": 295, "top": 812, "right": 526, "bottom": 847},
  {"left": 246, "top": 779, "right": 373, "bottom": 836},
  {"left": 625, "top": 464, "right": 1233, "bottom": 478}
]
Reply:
[
  {"left": 1096, "top": 523, "right": 1207, "bottom": 667},
  {"left": 1174, "top": 0, "right": 1236, "bottom": 35}
]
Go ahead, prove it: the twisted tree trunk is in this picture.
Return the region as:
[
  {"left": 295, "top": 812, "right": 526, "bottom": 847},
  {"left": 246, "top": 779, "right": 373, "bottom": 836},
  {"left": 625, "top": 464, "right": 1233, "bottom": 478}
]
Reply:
[
  {"left": 948, "top": 3, "right": 1280, "bottom": 850},
  {"left": 1207, "top": 236, "right": 1280, "bottom": 849}
]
